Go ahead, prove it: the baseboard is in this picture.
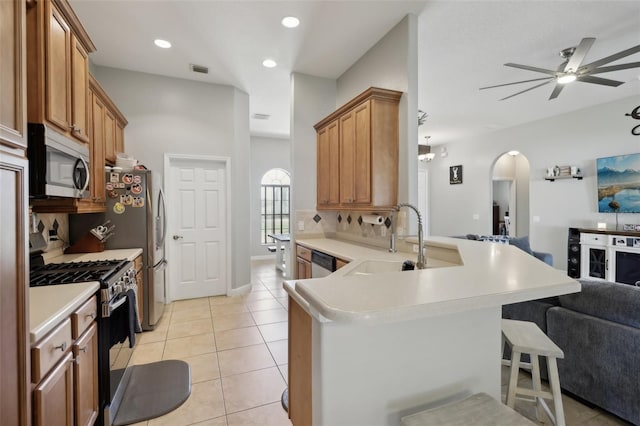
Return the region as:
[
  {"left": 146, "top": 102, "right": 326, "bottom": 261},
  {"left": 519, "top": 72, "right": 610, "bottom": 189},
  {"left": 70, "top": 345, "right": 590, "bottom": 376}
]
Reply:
[
  {"left": 228, "top": 283, "right": 251, "bottom": 297},
  {"left": 251, "top": 254, "right": 276, "bottom": 261}
]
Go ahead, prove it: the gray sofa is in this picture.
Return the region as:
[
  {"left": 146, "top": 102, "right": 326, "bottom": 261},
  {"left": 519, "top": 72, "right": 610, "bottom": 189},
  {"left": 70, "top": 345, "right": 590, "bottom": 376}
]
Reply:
[{"left": 502, "top": 280, "right": 640, "bottom": 424}]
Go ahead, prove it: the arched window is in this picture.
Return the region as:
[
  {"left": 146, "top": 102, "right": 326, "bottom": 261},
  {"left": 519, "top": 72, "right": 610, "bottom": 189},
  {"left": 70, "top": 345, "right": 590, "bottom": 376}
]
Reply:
[{"left": 261, "top": 169, "right": 291, "bottom": 245}]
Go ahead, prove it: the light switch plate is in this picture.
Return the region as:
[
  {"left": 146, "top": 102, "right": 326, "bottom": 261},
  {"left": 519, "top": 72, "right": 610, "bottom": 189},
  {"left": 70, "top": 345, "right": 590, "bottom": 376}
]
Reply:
[{"left": 473, "top": 214, "right": 480, "bottom": 220}]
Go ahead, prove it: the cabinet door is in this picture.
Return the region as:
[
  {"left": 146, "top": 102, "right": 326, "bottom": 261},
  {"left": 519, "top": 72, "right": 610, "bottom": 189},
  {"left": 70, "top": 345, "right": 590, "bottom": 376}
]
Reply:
[
  {"left": 339, "top": 110, "right": 355, "bottom": 204},
  {"left": 104, "top": 109, "right": 116, "bottom": 163},
  {"left": 353, "top": 101, "right": 371, "bottom": 204},
  {"left": 317, "top": 119, "right": 339, "bottom": 208},
  {"left": 89, "top": 90, "right": 105, "bottom": 203},
  {"left": 45, "top": 1, "right": 71, "bottom": 132},
  {"left": 296, "top": 257, "right": 311, "bottom": 280},
  {"left": 0, "top": 0, "right": 27, "bottom": 148},
  {"left": 116, "top": 120, "right": 125, "bottom": 156},
  {"left": 73, "top": 322, "right": 98, "bottom": 426},
  {"left": 33, "top": 352, "right": 74, "bottom": 426},
  {"left": 0, "top": 151, "right": 30, "bottom": 426},
  {"left": 70, "top": 34, "right": 89, "bottom": 143}
]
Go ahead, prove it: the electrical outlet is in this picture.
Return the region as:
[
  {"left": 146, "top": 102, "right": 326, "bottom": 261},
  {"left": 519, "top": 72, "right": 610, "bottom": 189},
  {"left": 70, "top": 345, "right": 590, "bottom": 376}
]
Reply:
[
  {"left": 297, "top": 220, "right": 305, "bottom": 231},
  {"left": 49, "top": 230, "right": 58, "bottom": 241},
  {"left": 413, "top": 244, "right": 419, "bottom": 253},
  {"left": 380, "top": 227, "right": 387, "bottom": 237},
  {"left": 473, "top": 214, "right": 480, "bottom": 220}
]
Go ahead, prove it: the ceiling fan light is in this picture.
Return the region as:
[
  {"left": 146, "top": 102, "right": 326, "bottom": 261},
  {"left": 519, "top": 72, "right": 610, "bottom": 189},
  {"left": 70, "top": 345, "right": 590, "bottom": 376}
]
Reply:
[{"left": 557, "top": 73, "right": 577, "bottom": 84}]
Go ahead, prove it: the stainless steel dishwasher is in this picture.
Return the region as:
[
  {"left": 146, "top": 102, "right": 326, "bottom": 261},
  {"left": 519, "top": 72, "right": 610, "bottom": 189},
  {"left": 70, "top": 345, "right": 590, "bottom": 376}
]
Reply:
[{"left": 311, "top": 250, "right": 336, "bottom": 278}]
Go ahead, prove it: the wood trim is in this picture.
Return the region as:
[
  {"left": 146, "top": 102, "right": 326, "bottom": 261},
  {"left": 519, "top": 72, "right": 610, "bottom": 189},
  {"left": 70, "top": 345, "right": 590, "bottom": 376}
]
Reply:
[
  {"left": 0, "top": 151, "right": 30, "bottom": 426},
  {"left": 314, "top": 87, "right": 402, "bottom": 130},
  {"left": 51, "top": 0, "right": 96, "bottom": 52},
  {"left": 88, "top": 73, "right": 127, "bottom": 125},
  {"left": 288, "top": 297, "right": 312, "bottom": 425}
]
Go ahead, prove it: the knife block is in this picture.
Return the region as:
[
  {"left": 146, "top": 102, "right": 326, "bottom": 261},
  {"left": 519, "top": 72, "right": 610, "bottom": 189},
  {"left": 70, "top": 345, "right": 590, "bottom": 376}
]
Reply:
[{"left": 65, "top": 232, "right": 105, "bottom": 254}]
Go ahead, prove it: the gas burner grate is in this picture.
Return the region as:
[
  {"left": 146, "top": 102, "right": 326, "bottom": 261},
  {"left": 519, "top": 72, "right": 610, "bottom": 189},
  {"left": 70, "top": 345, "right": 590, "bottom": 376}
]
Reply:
[{"left": 30, "top": 259, "right": 130, "bottom": 287}]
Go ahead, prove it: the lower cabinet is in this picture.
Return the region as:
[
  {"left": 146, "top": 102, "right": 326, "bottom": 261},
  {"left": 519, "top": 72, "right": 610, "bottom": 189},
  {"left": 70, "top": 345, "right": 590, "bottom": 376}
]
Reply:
[
  {"left": 288, "top": 296, "right": 312, "bottom": 426},
  {"left": 295, "top": 244, "right": 312, "bottom": 279},
  {"left": 73, "top": 323, "right": 98, "bottom": 426},
  {"left": 31, "top": 295, "right": 98, "bottom": 426},
  {"left": 33, "top": 351, "right": 74, "bottom": 426}
]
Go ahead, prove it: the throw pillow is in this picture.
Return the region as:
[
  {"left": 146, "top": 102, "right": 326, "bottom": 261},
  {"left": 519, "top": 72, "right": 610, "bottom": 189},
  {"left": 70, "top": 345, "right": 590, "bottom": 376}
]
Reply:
[{"left": 509, "top": 236, "right": 533, "bottom": 255}]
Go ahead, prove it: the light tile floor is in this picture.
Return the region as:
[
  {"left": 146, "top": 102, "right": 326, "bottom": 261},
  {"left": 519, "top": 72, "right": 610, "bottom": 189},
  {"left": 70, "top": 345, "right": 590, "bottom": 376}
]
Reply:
[{"left": 128, "top": 259, "right": 631, "bottom": 425}]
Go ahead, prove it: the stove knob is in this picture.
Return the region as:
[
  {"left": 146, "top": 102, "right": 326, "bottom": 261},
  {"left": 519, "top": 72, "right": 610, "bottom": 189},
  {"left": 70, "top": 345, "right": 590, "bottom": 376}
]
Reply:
[{"left": 113, "top": 284, "right": 123, "bottom": 294}]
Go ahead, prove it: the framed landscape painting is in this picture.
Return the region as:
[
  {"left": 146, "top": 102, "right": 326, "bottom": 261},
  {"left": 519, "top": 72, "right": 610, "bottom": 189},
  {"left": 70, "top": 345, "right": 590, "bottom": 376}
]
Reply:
[{"left": 596, "top": 153, "right": 640, "bottom": 213}]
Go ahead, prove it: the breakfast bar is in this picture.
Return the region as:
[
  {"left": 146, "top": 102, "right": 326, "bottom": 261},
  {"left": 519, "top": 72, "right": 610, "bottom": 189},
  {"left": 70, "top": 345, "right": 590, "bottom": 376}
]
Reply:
[{"left": 284, "top": 237, "right": 580, "bottom": 425}]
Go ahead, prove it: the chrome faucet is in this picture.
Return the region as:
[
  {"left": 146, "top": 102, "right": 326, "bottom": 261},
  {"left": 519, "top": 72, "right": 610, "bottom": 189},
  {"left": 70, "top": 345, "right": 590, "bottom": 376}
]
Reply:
[{"left": 390, "top": 203, "right": 426, "bottom": 269}]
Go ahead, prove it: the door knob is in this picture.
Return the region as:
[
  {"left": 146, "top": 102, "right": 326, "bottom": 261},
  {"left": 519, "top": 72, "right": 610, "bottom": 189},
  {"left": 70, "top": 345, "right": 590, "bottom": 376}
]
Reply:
[{"left": 173, "top": 235, "right": 183, "bottom": 240}]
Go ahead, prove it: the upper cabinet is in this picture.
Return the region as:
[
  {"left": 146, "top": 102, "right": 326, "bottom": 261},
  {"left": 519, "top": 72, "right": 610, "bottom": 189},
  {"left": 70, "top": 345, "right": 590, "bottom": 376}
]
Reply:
[
  {"left": 26, "top": 0, "right": 95, "bottom": 144},
  {"left": 90, "top": 74, "right": 127, "bottom": 165},
  {"left": 314, "top": 87, "right": 401, "bottom": 211},
  {"left": 0, "top": 0, "right": 27, "bottom": 149}
]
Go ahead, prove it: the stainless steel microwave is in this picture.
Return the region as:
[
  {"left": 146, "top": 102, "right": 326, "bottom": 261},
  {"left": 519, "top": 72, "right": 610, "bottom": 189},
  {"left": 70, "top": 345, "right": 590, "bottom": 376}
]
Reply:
[{"left": 28, "top": 123, "right": 90, "bottom": 199}]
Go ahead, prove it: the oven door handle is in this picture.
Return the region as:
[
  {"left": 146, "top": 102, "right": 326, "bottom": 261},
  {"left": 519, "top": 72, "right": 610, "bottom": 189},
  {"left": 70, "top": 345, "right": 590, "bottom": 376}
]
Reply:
[{"left": 103, "top": 294, "right": 128, "bottom": 318}]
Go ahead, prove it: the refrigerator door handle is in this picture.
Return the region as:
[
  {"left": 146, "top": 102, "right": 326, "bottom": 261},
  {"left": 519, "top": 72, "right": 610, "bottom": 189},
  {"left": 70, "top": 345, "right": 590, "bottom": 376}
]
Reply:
[
  {"left": 156, "top": 187, "right": 167, "bottom": 249},
  {"left": 153, "top": 258, "right": 168, "bottom": 270}
]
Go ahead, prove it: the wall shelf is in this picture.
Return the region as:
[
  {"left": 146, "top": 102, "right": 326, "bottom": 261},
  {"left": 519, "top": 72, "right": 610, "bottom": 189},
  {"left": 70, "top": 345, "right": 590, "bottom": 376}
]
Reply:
[{"left": 545, "top": 174, "right": 583, "bottom": 182}]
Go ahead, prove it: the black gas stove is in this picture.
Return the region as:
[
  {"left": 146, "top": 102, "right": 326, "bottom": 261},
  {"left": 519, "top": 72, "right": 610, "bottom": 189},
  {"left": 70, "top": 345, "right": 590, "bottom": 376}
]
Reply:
[{"left": 30, "top": 259, "right": 130, "bottom": 287}]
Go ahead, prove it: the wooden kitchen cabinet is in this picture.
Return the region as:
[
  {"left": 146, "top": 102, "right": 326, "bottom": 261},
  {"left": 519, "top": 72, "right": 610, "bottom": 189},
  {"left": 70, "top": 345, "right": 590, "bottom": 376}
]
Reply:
[
  {"left": 0, "top": 0, "right": 27, "bottom": 149},
  {"left": 134, "top": 254, "right": 144, "bottom": 322},
  {"left": 295, "top": 244, "right": 312, "bottom": 279},
  {"left": 288, "top": 296, "right": 312, "bottom": 425},
  {"left": 32, "top": 295, "right": 98, "bottom": 426},
  {"left": 26, "top": 0, "right": 95, "bottom": 144},
  {"left": 335, "top": 258, "right": 349, "bottom": 270},
  {"left": 0, "top": 2, "right": 30, "bottom": 425},
  {"left": 316, "top": 119, "right": 340, "bottom": 208},
  {"left": 314, "top": 87, "right": 401, "bottom": 211}
]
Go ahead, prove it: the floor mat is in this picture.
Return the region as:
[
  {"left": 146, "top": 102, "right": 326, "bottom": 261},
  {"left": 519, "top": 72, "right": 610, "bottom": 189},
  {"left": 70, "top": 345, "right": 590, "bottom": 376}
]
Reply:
[{"left": 113, "top": 360, "right": 191, "bottom": 425}]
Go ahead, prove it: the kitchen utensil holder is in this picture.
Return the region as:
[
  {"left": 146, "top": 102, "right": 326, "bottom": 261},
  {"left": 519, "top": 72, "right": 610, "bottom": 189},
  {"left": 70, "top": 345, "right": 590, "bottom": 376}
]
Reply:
[{"left": 65, "top": 232, "right": 105, "bottom": 254}]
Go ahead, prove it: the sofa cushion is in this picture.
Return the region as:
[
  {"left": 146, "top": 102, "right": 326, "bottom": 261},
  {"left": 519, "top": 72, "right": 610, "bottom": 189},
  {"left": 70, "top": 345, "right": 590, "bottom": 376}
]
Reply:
[
  {"left": 558, "top": 280, "right": 640, "bottom": 329},
  {"left": 508, "top": 236, "right": 534, "bottom": 255}
]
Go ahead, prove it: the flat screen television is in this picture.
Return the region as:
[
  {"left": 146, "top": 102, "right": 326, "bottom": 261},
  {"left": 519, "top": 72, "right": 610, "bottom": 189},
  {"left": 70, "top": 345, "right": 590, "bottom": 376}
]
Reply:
[{"left": 596, "top": 153, "right": 640, "bottom": 213}]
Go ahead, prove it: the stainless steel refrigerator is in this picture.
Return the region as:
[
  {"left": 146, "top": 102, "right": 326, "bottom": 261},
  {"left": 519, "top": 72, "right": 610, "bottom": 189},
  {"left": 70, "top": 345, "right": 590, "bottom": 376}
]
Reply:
[{"left": 70, "top": 169, "right": 167, "bottom": 330}]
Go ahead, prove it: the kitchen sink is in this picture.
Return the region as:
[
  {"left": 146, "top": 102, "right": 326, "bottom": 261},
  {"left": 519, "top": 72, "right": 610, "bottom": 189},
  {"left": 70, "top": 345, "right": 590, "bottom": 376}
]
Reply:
[{"left": 341, "top": 260, "right": 405, "bottom": 276}]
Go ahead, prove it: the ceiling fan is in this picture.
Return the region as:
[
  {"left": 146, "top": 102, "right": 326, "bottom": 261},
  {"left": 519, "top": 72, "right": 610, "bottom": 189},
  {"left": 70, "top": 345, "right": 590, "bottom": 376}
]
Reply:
[{"left": 480, "top": 37, "right": 640, "bottom": 100}]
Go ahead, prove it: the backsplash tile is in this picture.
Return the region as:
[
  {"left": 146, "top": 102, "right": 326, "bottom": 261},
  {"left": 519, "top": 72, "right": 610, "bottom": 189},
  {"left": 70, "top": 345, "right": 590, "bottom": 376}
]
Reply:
[{"left": 33, "top": 212, "right": 69, "bottom": 252}]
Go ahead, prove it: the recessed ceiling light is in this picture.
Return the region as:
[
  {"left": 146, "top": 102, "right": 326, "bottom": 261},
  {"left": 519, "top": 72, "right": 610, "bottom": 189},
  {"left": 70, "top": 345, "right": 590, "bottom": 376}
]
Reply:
[
  {"left": 154, "top": 39, "right": 172, "bottom": 49},
  {"left": 281, "top": 16, "right": 300, "bottom": 28},
  {"left": 262, "top": 59, "right": 277, "bottom": 68}
]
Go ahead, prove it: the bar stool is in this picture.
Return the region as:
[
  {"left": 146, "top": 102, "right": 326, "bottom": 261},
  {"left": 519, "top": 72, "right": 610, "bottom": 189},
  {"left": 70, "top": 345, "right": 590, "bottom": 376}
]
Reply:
[{"left": 501, "top": 319, "right": 566, "bottom": 426}]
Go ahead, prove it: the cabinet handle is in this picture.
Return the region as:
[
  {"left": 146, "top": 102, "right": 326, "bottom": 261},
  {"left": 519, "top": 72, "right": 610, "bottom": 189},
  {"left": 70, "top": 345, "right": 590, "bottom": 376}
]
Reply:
[
  {"left": 79, "top": 346, "right": 88, "bottom": 353},
  {"left": 71, "top": 124, "right": 81, "bottom": 133},
  {"left": 54, "top": 342, "right": 67, "bottom": 352},
  {"left": 86, "top": 312, "right": 96, "bottom": 320}
]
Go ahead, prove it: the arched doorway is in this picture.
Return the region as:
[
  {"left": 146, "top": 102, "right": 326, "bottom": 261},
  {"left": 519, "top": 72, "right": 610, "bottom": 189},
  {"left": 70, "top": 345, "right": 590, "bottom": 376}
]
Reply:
[{"left": 490, "top": 152, "right": 530, "bottom": 237}]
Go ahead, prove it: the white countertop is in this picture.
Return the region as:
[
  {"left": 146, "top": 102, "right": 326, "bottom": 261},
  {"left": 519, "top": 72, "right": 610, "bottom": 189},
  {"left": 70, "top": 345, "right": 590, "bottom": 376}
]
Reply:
[
  {"left": 30, "top": 282, "right": 100, "bottom": 343},
  {"left": 286, "top": 237, "right": 580, "bottom": 324},
  {"left": 46, "top": 248, "right": 143, "bottom": 264}
]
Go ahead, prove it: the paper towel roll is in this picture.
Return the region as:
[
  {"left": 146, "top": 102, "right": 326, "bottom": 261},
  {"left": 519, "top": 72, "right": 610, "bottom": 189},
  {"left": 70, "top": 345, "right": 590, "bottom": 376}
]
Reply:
[{"left": 362, "top": 215, "right": 384, "bottom": 225}]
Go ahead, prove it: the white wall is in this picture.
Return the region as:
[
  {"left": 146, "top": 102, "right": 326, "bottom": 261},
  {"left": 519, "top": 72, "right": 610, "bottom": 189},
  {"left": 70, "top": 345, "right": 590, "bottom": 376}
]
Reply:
[
  {"left": 92, "top": 66, "right": 251, "bottom": 289},
  {"left": 428, "top": 95, "right": 640, "bottom": 271},
  {"left": 337, "top": 14, "right": 419, "bottom": 209},
  {"left": 250, "top": 136, "right": 290, "bottom": 257}
]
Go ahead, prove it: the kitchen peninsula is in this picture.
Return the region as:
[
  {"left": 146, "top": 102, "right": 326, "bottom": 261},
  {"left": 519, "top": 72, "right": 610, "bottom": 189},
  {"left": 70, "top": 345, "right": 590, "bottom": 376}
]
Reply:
[{"left": 284, "top": 237, "right": 580, "bottom": 425}]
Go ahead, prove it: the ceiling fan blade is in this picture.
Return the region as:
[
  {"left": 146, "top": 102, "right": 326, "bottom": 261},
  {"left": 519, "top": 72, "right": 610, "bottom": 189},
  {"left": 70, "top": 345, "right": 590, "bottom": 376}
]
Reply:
[
  {"left": 564, "top": 37, "right": 596, "bottom": 72},
  {"left": 480, "top": 77, "right": 553, "bottom": 90},
  {"left": 576, "top": 75, "right": 624, "bottom": 87},
  {"left": 504, "top": 63, "right": 558, "bottom": 76},
  {"left": 500, "top": 80, "right": 554, "bottom": 101},
  {"left": 588, "top": 62, "right": 640, "bottom": 75},
  {"left": 581, "top": 44, "right": 640, "bottom": 71},
  {"left": 549, "top": 84, "right": 565, "bottom": 100}
]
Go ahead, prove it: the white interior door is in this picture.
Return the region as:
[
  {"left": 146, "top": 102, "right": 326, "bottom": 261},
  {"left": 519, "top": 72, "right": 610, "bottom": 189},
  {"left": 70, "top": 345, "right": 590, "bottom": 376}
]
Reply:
[{"left": 167, "top": 156, "right": 229, "bottom": 300}]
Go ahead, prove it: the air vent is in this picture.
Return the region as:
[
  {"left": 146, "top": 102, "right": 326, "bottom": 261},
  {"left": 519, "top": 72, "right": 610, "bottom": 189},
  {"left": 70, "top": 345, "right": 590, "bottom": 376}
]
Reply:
[
  {"left": 190, "top": 64, "right": 209, "bottom": 74},
  {"left": 252, "top": 113, "right": 271, "bottom": 120}
]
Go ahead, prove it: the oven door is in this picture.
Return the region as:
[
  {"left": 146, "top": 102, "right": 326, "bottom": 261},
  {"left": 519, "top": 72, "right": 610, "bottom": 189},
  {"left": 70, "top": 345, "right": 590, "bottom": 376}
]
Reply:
[{"left": 100, "top": 292, "right": 136, "bottom": 426}]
